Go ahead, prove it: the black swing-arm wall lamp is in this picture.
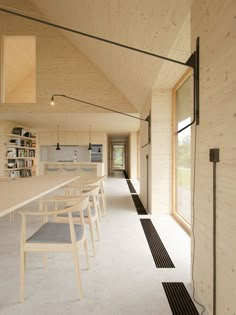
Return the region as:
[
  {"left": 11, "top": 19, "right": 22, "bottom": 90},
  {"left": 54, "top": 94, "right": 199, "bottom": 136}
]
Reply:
[
  {"left": 50, "top": 94, "right": 151, "bottom": 148},
  {"left": 0, "top": 7, "right": 200, "bottom": 136}
]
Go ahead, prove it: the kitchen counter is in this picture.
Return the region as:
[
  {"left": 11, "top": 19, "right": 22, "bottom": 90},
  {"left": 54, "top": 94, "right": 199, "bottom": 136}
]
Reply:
[{"left": 42, "top": 162, "right": 104, "bottom": 177}]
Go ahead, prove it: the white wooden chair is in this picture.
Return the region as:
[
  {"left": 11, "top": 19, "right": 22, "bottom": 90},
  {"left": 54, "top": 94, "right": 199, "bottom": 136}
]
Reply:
[
  {"left": 98, "top": 176, "right": 107, "bottom": 217},
  {"left": 19, "top": 196, "right": 90, "bottom": 303},
  {"left": 50, "top": 185, "right": 101, "bottom": 256},
  {"left": 66, "top": 175, "right": 107, "bottom": 217}
]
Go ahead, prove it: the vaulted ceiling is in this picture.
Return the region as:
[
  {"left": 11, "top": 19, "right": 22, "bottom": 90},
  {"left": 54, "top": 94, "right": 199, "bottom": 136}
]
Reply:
[{"left": 0, "top": 0, "right": 192, "bottom": 133}]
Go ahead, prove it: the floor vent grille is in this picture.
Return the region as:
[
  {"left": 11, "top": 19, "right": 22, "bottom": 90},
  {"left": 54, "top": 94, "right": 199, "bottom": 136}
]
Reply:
[
  {"left": 132, "top": 195, "right": 148, "bottom": 215},
  {"left": 123, "top": 171, "right": 129, "bottom": 179},
  {"left": 126, "top": 179, "right": 136, "bottom": 193},
  {"left": 162, "top": 282, "right": 199, "bottom": 315},
  {"left": 140, "top": 219, "right": 175, "bottom": 268}
]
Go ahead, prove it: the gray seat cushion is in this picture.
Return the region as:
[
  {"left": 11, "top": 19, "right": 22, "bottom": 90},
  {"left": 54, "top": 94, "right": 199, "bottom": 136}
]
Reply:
[
  {"left": 26, "top": 222, "right": 83, "bottom": 244},
  {"left": 83, "top": 207, "right": 96, "bottom": 217},
  {"left": 58, "top": 207, "right": 96, "bottom": 218}
]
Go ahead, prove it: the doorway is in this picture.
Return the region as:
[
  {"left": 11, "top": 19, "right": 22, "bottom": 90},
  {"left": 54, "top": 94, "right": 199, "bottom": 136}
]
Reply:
[{"left": 111, "top": 143, "right": 126, "bottom": 170}]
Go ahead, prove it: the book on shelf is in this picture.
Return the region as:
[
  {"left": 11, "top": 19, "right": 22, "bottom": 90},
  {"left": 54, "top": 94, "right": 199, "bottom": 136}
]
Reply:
[
  {"left": 20, "top": 169, "right": 32, "bottom": 177},
  {"left": 9, "top": 170, "right": 20, "bottom": 178},
  {"left": 6, "top": 148, "right": 17, "bottom": 158}
]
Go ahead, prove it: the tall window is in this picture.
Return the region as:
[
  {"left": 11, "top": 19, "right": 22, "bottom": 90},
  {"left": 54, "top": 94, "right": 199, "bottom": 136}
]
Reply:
[
  {"left": 173, "top": 72, "right": 192, "bottom": 227},
  {"left": 1, "top": 36, "right": 36, "bottom": 103}
]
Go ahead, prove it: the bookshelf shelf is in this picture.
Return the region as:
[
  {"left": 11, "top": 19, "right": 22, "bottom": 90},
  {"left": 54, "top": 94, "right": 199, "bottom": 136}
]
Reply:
[
  {"left": 4, "top": 131, "right": 37, "bottom": 178},
  {"left": 4, "top": 157, "right": 35, "bottom": 160},
  {"left": 4, "top": 167, "right": 33, "bottom": 171}
]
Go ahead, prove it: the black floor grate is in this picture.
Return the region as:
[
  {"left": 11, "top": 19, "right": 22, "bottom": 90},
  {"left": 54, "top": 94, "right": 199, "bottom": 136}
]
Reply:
[
  {"left": 126, "top": 179, "right": 136, "bottom": 193},
  {"left": 140, "top": 219, "right": 175, "bottom": 268},
  {"left": 163, "top": 282, "right": 199, "bottom": 315},
  {"left": 123, "top": 171, "right": 129, "bottom": 179},
  {"left": 132, "top": 195, "right": 148, "bottom": 215}
]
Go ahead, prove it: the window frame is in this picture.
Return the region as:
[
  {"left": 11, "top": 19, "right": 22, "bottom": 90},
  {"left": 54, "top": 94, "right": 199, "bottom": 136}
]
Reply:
[{"left": 172, "top": 69, "right": 192, "bottom": 235}]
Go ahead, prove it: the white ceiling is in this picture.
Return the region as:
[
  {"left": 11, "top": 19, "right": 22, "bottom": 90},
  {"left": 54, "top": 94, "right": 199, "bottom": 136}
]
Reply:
[{"left": 0, "top": 0, "right": 192, "bottom": 133}]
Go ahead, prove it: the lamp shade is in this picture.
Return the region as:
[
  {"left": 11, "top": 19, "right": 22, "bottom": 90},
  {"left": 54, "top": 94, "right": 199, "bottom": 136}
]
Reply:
[{"left": 56, "top": 142, "right": 61, "bottom": 150}]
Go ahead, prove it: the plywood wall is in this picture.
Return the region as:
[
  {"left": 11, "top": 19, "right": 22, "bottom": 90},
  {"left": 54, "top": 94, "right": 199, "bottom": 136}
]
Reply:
[
  {"left": 150, "top": 88, "right": 172, "bottom": 214},
  {"left": 191, "top": 0, "right": 236, "bottom": 314},
  {"left": 129, "top": 132, "right": 138, "bottom": 179}
]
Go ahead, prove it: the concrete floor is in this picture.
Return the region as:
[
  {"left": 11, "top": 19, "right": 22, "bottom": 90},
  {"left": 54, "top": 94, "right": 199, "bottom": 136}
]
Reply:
[{"left": 0, "top": 171, "right": 197, "bottom": 315}]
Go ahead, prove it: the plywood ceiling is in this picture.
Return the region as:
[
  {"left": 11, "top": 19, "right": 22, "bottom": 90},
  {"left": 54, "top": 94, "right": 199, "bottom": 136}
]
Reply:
[
  {"left": 0, "top": 0, "right": 192, "bottom": 133},
  {"left": 31, "top": 0, "right": 192, "bottom": 110}
]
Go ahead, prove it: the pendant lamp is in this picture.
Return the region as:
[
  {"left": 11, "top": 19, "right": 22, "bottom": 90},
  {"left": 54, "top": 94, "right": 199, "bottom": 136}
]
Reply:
[
  {"left": 88, "top": 124, "right": 92, "bottom": 151},
  {"left": 56, "top": 124, "right": 61, "bottom": 150}
]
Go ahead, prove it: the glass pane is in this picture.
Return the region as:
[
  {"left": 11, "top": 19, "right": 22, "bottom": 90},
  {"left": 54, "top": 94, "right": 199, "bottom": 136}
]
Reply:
[
  {"left": 176, "top": 118, "right": 191, "bottom": 223},
  {"left": 175, "top": 76, "right": 192, "bottom": 224},
  {"left": 112, "top": 145, "right": 125, "bottom": 169}
]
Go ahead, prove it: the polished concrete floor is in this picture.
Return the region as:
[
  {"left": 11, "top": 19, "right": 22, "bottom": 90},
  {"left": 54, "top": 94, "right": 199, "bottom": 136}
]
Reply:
[{"left": 0, "top": 171, "right": 197, "bottom": 315}]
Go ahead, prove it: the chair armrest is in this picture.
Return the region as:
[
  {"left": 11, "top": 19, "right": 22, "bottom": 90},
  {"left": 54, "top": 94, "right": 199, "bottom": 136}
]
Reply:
[
  {"left": 65, "top": 185, "right": 100, "bottom": 195},
  {"left": 19, "top": 196, "right": 89, "bottom": 216},
  {"left": 45, "top": 195, "right": 85, "bottom": 202}
]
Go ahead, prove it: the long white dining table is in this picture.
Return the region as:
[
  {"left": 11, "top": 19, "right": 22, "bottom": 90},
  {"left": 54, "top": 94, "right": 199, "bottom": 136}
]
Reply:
[{"left": 0, "top": 174, "right": 80, "bottom": 217}]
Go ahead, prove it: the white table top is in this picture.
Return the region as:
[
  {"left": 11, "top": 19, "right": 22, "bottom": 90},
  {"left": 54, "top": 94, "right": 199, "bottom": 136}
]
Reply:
[{"left": 0, "top": 175, "right": 80, "bottom": 217}]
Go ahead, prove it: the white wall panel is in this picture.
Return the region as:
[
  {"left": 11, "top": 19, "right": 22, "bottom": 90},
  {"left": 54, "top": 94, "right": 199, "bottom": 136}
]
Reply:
[{"left": 191, "top": 0, "right": 236, "bottom": 313}]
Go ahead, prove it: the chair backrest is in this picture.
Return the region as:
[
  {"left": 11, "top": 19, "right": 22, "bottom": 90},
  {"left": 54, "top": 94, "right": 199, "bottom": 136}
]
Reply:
[
  {"left": 65, "top": 176, "right": 106, "bottom": 196},
  {"left": 19, "top": 196, "right": 89, "bottom": 246},
  {"left": 51, "top": 196, "right": 89, "bottom": 220},
  {"left": 64, "top": 185, "right": 100, "bottom": 197},
  {"left": 66, "top": 175, "right": 105, "bottom": 186},
  {"left": 44, "top": 196, "right": 87, "bottom": 224},
  {"left": 62, "top": 186, "right": 100, "bottom": 219}
]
